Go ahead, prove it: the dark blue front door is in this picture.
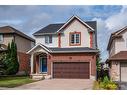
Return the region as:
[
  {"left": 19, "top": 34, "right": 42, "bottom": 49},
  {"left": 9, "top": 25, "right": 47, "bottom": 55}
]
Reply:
[{"left": 40, "top": 57, "right": 47, "bottom": 72}]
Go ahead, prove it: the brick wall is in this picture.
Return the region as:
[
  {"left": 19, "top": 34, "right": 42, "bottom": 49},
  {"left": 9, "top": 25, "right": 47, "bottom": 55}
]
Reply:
[{"left": 17, "top": 52, "right": 30, "bottom": 74}]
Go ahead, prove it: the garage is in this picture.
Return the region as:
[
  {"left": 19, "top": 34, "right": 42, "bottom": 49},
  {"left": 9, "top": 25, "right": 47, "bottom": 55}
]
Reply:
[
  {"left": 120, "top": 62, "right": 127, "bottom": 82},
  {"left": 53, "top": 62, "right": 90, "bottom": 79}
]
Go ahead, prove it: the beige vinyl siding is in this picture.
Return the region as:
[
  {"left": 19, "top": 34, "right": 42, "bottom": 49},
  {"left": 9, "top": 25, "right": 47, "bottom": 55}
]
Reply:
[
  {"left": 61, "top": 19, "right": 90, "bottom": 48},
  {"left": 14, "top": 34, "right": 33, "bottom": 53},
  {"left": 2, "top": 34, "right": 14, "bottom": 46},
  {"left": 109, "top": 40, "right": 115, "bottom": 57},
  {"left": 35, "top": 34, "right": 58, "bottom": 47},
  {"left": 115, "top": 31, "right": 127, "bottom": 54}
]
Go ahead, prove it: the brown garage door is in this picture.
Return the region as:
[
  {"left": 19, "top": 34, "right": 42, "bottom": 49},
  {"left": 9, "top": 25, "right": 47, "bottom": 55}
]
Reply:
[{"left": 53, "top": 62, "right": 90, "bottom": 79}]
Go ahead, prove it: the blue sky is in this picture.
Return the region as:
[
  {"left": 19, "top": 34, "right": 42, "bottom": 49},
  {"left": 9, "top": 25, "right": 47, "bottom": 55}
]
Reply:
[{"left": 0, "top": 5, "right": 127, "bottom": 61}]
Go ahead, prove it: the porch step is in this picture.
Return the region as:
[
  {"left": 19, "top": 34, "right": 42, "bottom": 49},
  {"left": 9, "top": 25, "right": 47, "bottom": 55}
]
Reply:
[{"left": 31, "top": 74, "right": 51, "bottom": 80}]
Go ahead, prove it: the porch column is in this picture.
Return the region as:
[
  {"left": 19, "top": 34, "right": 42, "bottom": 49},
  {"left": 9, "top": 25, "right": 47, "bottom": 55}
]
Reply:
[
  {"left": 30, "top": 53, "right": 34, "bottom": 74},
  {"left": 36, "top": 55, "right": 39, "bottom": 74}
]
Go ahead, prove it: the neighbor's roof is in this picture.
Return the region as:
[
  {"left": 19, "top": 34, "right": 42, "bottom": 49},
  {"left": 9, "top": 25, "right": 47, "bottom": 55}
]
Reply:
[
  {"left": 33, "top": 15, "right": 96, "bottom": 36},
  {"left": 108, "top": 51, "right": 127, "bottom": 61},
  {"left": 107, "top": 26, "right": 127, "bottom": 50},
  {"left": 0, "top": 26, "right": 35, "bottom": 42}
]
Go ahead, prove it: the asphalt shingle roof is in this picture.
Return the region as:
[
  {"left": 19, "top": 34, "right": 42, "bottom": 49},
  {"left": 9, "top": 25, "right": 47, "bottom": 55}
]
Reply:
[
  {"left": 33, "top": 23, "right": 64, "bottom": 35},
  {"left": 33, "top": 21, "right": 96, "bottom": 36},
  {"left": 49, "top": 47, "right": 98, "bottom": 53},
  {"left": 0, "top": 26, "right": 35, "bottom": 42}
]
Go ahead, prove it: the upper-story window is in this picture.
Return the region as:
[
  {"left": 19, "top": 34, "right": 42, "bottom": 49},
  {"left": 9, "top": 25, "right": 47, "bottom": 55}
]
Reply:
[
  {"left": 70, "top": 32, "right": 81, "bottom": 46},
  {"left": 126, "top": 38, "right": 127, "bottom": 48},
  {"left": 31, "top": 42, "right": 35, "bottom": 48},
  {"left": 0, "top": 34, "right": 3, "bottom": 42},
  {"left": 45, "top": 35, "right": 52, "bottom": 44}
]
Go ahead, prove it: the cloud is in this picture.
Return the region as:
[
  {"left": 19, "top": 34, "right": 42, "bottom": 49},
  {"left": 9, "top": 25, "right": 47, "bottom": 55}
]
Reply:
[
  {"left": 105, "top": 6, "right": 127, "bottom": 31},
  {"left": 92, "top": 18, "right": 109, "bottom": 61},
  {"left": 0, "top": 5, "right": 126, "bottom": 61},
  {"left": 91, "top": 6, "right": 127, "bottom": 61}
]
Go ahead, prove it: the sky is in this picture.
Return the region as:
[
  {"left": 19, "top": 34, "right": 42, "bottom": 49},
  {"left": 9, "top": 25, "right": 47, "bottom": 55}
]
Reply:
[{"left": 0, "top": 5, "right": 127, "bottom": 61}]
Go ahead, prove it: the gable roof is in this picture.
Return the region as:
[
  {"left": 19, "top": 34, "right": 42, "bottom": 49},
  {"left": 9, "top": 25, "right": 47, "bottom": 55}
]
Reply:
[
  {"left": 0, "top": 26, "right": 35, "bottom": 42},
  {"left": 33, "top": 15, "right": 96, "bottom": 36},
  {"left": 107, "top": 26, "right": 127, "bottom": 50},
  {"left": 55, "top": 15, "right": 94, "bottom": 33},
  {"left": 27, "top": 43, "right": 52, "bottom": 54}
]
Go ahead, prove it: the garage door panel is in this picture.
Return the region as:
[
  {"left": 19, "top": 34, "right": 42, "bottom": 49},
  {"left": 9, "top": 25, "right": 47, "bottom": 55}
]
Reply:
[
  {"left": 53, "top": 62, "right": 90, "bottom": 79},
  {"left": 121, "top": 62, "right": 127, "bottom": 82}
]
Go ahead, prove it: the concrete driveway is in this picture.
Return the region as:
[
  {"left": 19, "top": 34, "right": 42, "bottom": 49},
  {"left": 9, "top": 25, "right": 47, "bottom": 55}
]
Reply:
[
  {"left": 119, "top": 82, "right": 127, "bottom": 90},
  {"left": 12, "top": 79, "right": 93, "bottom": 90}
]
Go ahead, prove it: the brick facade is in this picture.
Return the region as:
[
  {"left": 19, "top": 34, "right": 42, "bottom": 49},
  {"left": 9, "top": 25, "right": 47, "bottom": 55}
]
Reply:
[{"left": 18, "top": 52, "right": 30, "bottom": 74}]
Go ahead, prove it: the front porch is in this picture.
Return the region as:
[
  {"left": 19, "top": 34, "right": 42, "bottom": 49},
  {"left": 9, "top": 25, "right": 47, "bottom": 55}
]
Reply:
[{"left": 30, "top": 52, "right": 51, "bottom": 80}]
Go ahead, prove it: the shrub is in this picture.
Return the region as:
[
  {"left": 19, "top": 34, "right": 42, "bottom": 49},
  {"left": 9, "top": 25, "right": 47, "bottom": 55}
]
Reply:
[
  {"left": 105, "top": 82, "right": 118, "bottom": 90},
  {"left": 99, "top": 76, "right": 118, "bottom": 90}
]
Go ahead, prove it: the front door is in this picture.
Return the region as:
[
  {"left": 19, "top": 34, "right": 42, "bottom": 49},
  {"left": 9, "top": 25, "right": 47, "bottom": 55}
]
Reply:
[{"left": 40, "top": 57, "right": 47, "bottom": 73}]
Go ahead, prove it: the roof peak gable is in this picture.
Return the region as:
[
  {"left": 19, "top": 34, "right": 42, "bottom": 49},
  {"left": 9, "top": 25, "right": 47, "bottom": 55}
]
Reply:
[{"left": 56, "top": 15, "right": 94, "bottom": 33}]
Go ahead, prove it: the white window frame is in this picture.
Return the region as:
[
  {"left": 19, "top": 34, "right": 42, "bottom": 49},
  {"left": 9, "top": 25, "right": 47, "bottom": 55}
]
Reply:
[
  {"left": 126, "top": 38, "right": 127, "bottom": 48},
  {"left": 0, "top": 34, "right": 3, "bottom": 42},
  {"left": 31, "top": 42, "right": 35, "bottom": 48},
  {"left": 45, "top": 35, "right": 52, "bottom": 44},
  {"left": 70, "top": 33, "right": 80, "bottom": 45}
]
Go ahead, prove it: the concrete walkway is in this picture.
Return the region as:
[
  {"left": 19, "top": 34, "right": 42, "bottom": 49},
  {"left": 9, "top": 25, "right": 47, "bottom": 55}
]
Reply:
[{"left": 10, "top": 79, "right": 93, "bottom": 90}]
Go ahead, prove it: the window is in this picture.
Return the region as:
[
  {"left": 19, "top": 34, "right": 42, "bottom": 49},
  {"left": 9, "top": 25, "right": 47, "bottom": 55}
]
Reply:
[
  {"left": 0, "top": 34, "right": 3, "bottom": 42},
  {"left": 70, "top": 32, "right": 81, "bottom": 45},
  {"left": 31, "top": 42, "right": 35, "bottom": 48},
  {"left": 45, "top": 35, "right": 52, "bottom": 44},
  {"left": 126, "top": 38, "right": 127, "bottom": 48}
]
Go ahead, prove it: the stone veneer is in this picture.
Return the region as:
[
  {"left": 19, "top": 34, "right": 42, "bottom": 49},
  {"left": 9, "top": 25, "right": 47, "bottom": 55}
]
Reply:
[{"left": 110, "top": 61, "right": 120, "bottom": 81}]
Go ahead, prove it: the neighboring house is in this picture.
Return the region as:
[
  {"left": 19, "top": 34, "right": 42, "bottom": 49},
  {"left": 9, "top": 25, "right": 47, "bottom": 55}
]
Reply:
[
  {"left": 0, "top": 26, "right": 35, "bottom": 74},
  {"left": 107, "top": 26, "right": 127, "bottom": 82},
  {"left": 27, "top": 15, "right": 98, "bottom": 80}
]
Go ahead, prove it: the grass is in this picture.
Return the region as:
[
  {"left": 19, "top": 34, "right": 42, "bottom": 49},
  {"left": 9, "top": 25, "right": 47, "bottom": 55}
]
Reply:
[{"left": 0, "top": 76, "right": 37, "bottom": 88}]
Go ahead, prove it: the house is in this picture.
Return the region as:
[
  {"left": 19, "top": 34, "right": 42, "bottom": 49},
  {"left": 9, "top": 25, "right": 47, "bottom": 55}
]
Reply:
[
  {"left": 0, "top": 26, "right": 35, "bottom": 74},
  {"left": 107, "top": 26, "right": 127, "bottom": 82},
  {"left": 27, "top": 15, "right": 98, "bottom": 80}
]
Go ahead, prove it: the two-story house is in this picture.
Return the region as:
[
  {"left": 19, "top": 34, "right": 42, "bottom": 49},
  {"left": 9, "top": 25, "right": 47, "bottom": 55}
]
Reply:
[
  {"left": 0, "top": 26, "right": 35, "bottom": 74},
  {"left": 107, "top": 26, "right": 127, "bottom": 82},
  {"left": 27, "top": 15, "right": 98, "bottom": 80}
]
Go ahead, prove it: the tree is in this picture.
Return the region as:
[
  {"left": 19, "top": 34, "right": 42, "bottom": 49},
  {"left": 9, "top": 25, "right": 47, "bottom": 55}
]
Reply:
[
  {"left": 4, "top": 40, "right": 19, "bottom": 75},
  {"left": 96, "top": 50, "right": 102, "bottom": 80},
  {"left": 96, "top": 51, "right": 101, "bottom": 71},
  {"left": 0, "top": 52, "right": 7, "bottom": 75}
]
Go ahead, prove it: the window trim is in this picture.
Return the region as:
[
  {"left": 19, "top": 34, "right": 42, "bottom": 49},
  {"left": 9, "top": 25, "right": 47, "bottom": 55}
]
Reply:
[
  {"left": 69, "top": 32, "right": 81, "bottom": 46},
  {"left": 45, "top": 35, "right": 52, "bottom": 44},
  {"left": 126, "top": 38, "right": 127, "bottom": 48},
  {"left": 0, "top": 34, "right": 3, "bottom": 42}
]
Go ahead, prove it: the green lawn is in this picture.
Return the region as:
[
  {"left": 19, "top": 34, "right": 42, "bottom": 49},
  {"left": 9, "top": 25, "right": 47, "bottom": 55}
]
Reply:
[{"left": 0, "top": 76, "right": 36, "bottom": 88}]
